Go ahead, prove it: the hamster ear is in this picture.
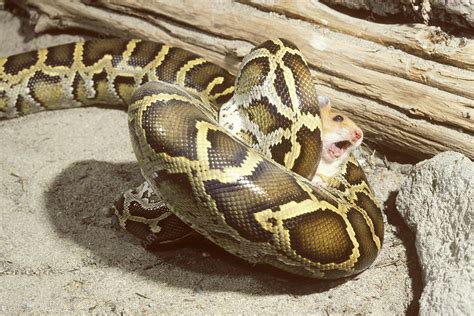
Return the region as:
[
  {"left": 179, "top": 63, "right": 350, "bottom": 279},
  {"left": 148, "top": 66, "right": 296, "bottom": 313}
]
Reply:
[{"left": 317, "top": 95, "right": 331, "bottom": 109}]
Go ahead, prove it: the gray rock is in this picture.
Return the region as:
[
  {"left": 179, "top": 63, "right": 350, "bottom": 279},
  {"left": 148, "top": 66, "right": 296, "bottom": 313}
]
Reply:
[
  {"left": 322, "top": 0, "right": 474, "bottom": 30},
  {"left": 430, "top": 0, "right": 474, "bottom": 28},
  {"left": 396, "top": 151, "right": 473, "bottom": 315}
]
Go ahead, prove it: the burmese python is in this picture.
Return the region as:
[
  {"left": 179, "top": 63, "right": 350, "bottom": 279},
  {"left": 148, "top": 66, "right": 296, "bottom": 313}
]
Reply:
[{"left": 0, "top": 38, "right": 384, "bottom": 279}]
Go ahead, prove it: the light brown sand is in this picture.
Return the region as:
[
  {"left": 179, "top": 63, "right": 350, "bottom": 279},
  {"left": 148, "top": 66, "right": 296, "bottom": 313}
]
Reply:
[{"left": 0, "top": 10, "right": 420, "bottom": 314}]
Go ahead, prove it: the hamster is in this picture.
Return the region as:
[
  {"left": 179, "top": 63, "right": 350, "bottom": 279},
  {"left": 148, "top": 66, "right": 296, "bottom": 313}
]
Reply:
[{"left": 312, "top": 96, "right": 363, "bottom": 184}]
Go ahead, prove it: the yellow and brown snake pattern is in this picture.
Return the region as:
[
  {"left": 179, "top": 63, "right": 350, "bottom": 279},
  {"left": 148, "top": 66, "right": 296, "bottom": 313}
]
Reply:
[{"left": 0, "top": 38, "right": 384, "bottom": 279}]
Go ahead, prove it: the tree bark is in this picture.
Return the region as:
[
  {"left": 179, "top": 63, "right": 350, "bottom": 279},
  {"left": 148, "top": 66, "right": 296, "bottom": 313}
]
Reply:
[{"left": 9, "top": 0, "right": 474, "bottom": 159}]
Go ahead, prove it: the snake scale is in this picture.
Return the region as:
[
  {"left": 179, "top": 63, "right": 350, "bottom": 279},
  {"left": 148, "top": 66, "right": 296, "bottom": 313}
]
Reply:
[{"left": 0, "top": 38, "right": 384, "bottom": 279}]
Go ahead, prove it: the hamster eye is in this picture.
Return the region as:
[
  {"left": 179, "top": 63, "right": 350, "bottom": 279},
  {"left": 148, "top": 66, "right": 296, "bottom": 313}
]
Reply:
[{"left": 333, "top": 115, "right": 344, "bottom": 122}]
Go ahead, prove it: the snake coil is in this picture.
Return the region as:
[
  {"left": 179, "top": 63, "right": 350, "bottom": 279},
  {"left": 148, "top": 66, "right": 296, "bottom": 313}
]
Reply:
[{"left": 0, "top": 38, "right": 384, "bottom": 279}]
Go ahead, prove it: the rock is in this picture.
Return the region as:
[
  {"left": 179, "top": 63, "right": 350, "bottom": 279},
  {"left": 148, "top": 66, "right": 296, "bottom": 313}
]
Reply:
[
  {"left": 322, "top": 0, "right": 474, "bottom": 30},
  {"left": 430, "top": 0, "right": 474, "bottom": 29},
  {"left": 396, "top": 151, "right": 473, "bottom": 315}
]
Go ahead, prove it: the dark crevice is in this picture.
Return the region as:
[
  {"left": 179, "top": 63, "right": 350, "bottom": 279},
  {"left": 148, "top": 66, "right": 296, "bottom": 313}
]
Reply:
[
  {"left": 364, "top": 140, "right": 425, "bottom": 164},
  {"left": 429, "top": 7, "right": 474, "bottom": 37},
  {"left": 319, "top": 1, "right": 473, "bottom": 39},
  {"left": 322, "top": 2, "right": 419, "bottom": 24},
  {"left": 383, "top": 191, "right": 423, "bottom": 315}
]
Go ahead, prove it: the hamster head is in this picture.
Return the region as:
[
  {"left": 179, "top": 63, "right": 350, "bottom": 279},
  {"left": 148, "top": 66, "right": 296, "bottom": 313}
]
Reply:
[{"left": 312, "top": 96, "right": 364, "bottom": 182}]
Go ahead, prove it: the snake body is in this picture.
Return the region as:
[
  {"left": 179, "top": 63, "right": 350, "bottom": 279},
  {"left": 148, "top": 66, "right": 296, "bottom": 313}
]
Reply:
[{"left": 0, "top": 38, "right": 384, "bottom": 279}]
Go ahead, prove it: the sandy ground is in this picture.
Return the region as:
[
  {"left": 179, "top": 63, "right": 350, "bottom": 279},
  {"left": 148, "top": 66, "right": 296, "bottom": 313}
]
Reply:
[{"left": 0, "top": 10, "right": 422, "bottom": 314}]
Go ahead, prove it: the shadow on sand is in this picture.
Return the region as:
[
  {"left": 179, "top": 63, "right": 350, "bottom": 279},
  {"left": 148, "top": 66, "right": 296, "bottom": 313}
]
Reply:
[{"left": 44, "top": 160, "right": 347, "bottom": 295}]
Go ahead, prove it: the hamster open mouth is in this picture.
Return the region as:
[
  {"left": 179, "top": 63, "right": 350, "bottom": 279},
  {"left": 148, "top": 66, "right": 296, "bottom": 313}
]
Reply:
[{"left": 328, "top": 140, "right": 352, "bottom": 158}]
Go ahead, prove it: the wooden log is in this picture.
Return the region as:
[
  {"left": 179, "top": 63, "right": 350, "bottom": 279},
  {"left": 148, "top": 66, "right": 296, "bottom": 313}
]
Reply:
[{"left": 9, "top": 0, "right": 474, "bottom": 159}]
